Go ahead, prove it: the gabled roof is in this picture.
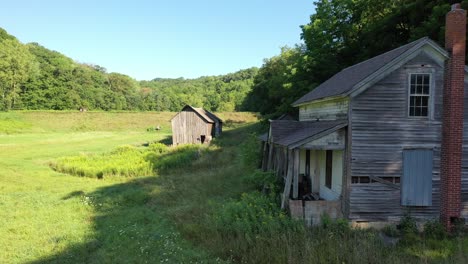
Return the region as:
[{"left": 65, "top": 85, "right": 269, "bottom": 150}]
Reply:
[
  {"left": 197, "top": 108, "right": 223, "bottom": 123},
  {"left": 292, "top": 37, "right": 450, "bottom": 106},
  {"left": 270, "top": 120, "right": 347, "bottom": 148},
  {"left": 171, "top": 105, "right": 222, "bottom": 123}
]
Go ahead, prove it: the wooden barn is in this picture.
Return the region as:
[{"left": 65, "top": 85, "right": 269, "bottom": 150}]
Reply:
[
  {"left": 261, "top": 4, "right": 468, "bottom": 229},
  {"left": 171, "top": 105, "right": 222, "bottom": 145}
]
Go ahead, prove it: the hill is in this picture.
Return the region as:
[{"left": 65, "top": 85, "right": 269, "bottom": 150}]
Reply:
[{"left": 0, "top": 28, "right": 258, "bottom": 112}]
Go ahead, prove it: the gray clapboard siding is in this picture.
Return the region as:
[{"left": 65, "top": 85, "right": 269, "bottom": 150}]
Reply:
[
  {"left": 299, "top": 98, "right": 349, "bottom": 121},
  {"left": 349, "top": 53, "right": 444, "bottom": 221}
]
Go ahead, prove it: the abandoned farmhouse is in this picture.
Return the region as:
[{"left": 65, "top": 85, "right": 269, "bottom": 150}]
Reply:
[
  {"left": 171, "top": 105, "right": 222, "bottom": 145},
  {"left": 261, "top": 4, "right": 468, "bottom": 228}
]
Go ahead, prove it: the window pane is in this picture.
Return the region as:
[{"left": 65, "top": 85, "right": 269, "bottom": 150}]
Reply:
[
  {"left": 423, "top": 75, "right": 429, "bottom": 86},
  {"left": 410, "top": 96, "right": 415, "bottom": 107},
  {"left": 417, "top": 75, "right": 423, "bottom": 85},
  {"left": 415, "top": 106, "right": 421, "bottom": 116},
  {"left": 421, "top": 96, "right": 429, "bottom": 107},
  {"left": 421, "top": 107, "right": 428, "bottom": 116},
  {"left": 411, "top": 74, "right": 416, "bottom": 85},
  {"left": 410, "top": 107, "right": 415, "bottom": 116},
  {"left": 423, "top": 84, "right": 429, "bottom": 94},
  {"left": 411, "top": 84, "right": 416, "bottom": 94}
]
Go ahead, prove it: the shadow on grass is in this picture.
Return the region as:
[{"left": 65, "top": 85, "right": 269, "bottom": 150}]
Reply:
[{"left": 29, "top": 123, "right": 261, "bottom": 263}]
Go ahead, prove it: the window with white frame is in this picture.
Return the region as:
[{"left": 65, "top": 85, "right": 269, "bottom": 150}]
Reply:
[{"left": 409, "top": 74, "right": 430, "bottom": 117}]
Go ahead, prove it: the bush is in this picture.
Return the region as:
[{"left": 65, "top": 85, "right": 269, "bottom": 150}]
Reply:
[
  {"left": 211, "top": 191, "right": 299, "bottom": 238},
  {"left": 148, "top": 142, "right": 168, "bottom": 154},
  {"left": 398, "top": 212, "right": 418, "bottom": 235},
  {"left": 239, "top": 133, "right": 261, "bottom": 169},
  {"left": 424, "top": 220, "right": 447, "bottom": 240},
  {"left": 245, "top": 170, "right": 280, "bottom": 194},
  {"left": 321, "top": 214, "right": 350, "bottom": 237},
  {"left": 382, "top": 224, "right": 400, "bottom": 238}
]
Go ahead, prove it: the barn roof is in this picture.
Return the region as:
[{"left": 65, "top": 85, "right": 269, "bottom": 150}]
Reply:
[
  {"left": 195, "top": 108, "right": 223, "bottom": 123},
  {"left": 269, "top": 120, "right": 347, "bottom": 148},
  {"left": 172, "top": 105, "right": 223, "bottom": 124},
  {"left": 292, "top": 37, "right": 449, "bottom": 106}
]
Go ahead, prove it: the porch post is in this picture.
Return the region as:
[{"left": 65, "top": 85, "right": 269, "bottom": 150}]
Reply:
[
  {"left": 292, "top": 149, "right": 300, "bottom": 199},
  {"left": 281, "top": 149, "right": 294, "bottom": 209},
  {"left": 261, "top": 142, "right": 268, "bottom": 171},
  {"left": 267, "top": 143, "right": 274, "bottom": 170},
  {"left": 312, "top": 150, "right": 320, "bottom": 193}
]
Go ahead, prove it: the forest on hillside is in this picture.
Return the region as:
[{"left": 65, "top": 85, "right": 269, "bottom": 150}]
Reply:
[{"left": 0, "top": 0, "right": 466, "bottom": 114}]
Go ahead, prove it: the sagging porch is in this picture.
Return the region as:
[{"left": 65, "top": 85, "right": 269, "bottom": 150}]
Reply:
[{"left": 261, "top": 120, "right": 348, "bottom": 225}]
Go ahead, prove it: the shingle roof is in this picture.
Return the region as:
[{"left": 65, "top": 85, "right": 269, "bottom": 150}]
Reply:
[
  {"left": 293, "top": 37, "right": 432, "bottom": 105},
  {"left": 270, "top": 120, "right": 347, "bottom": 147}
]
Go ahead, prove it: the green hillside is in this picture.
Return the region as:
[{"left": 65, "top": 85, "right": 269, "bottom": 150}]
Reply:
[{"left": 0, "top": 28, "right": 257, "bottom": 112}]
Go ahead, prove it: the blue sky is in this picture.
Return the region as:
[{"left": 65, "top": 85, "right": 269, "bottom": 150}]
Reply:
[{"left": 0, "top": 1, "right": 314, "bottom": 80}]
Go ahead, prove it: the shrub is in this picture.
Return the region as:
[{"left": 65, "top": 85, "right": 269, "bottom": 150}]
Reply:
[
  {"left": 148, "top": 142, "right": 168, "bottom": 154},
  {"left": 321, "top": 214, "right": 350, "bottom": 237},
  {"left": 398, "top": 212, "right": 418, "bottom": 235},
  {"left": 211, "top": 191, "right": 299, "bottom": 238},
  {"left": 245, "top": 170, "right": 280, "bottom": 194},
  {"left": 424, "top": 219, "right": 447, "bottom": 240},
  {"left": 382, "top": 224, "right": 400, "bottom": 238},
  {"left": 240, "top": 133, "right": 261, "bottom": 169}
]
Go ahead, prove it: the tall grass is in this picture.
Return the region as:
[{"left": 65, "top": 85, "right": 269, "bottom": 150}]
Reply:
[
  {"left": 50, "top": 145, "right": 153, "bottom": 178},
  {"left": 51, "top": 143, "right": 204, "bottom": 179}
]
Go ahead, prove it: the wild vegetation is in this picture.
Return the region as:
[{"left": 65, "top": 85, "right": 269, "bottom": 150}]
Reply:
[{"left": 1, "top": 111, "right": 468, "bottom": 263}]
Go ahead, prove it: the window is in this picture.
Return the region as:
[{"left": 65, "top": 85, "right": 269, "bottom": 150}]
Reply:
[
  {"left": 401, "top": 149, "right": 433, "bottom": 206},
  {"left": 325, "top": 150, "right": 333, "bottom": 188},
  {"left": 409, "top": 74, "right": 431, "bottom": 117}
]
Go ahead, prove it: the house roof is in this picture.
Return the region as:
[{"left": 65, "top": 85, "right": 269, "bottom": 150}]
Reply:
[
  {"left": 292, "top": 37, "right": 449, "bottom": 106},
  {"left": 270, "top": 120, "right": 347, "bottom": 148},
  {"left": 172, "top": 105, "right": 222, "bottom": 123}
]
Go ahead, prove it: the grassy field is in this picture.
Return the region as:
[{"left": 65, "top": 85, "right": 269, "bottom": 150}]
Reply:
[
  {"left": 0, "top": 111, "right": 258, "bottom": 263},
  {"left": 2, "top": 111, "right": 468, "bottom": 264}
]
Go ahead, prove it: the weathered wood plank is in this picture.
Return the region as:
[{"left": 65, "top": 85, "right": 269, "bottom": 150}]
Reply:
[
  {"left": 293, "top": 149, "right": 300, "bottom": 199},
  {"left": 281, "top": 150, "right": 294, "bottom": 209}
]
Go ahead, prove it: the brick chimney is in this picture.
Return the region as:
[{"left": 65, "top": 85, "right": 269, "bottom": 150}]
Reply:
[{"left": 440, "top": 3, "right": 466, "bottom": 230}]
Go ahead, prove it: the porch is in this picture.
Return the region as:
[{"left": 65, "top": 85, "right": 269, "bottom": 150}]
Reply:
[{"left": 261, "top": 120, "right": 347, "bottom": 225}]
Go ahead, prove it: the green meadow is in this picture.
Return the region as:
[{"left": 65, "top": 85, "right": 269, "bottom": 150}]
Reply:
[
  {"left": 0, "top": 111, "right": 257, "bottom": 263},
  {"left": 2, "top": 111, "right": 468, "bottom": 264}
]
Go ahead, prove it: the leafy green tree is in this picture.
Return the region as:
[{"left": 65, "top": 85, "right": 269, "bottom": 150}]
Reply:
[
  {"left": 0, "top": 39, "right": 37, "bottom": 110},
  {"left": 244, "top": 46, "right": 309, "bottom": 116}
]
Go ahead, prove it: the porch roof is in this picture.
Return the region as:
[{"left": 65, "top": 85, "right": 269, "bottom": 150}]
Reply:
[{"left": 270, "top": 120, "right": 347, "bottom": 148}]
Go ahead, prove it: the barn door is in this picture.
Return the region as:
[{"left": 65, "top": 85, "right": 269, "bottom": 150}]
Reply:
[{"left": 401, "top": 149, "right": 433, "bottom": 206}]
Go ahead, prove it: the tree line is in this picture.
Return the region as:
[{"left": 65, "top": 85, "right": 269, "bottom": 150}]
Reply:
[
  {"left": 0, "top": 27, "right": 257, "bottom": 112},
  {"left": 1, "top": 1, "right": 466, "bottom": 114}
]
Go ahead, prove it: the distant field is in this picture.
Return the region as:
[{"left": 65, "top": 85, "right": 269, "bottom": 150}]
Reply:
[{"left": 0, "top": 110, "right": 259, "bottom": 263}]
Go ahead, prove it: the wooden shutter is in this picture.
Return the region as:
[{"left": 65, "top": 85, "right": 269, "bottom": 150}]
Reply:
[{"left": 402, "top": 149, "right": 433, "bottom": 206}]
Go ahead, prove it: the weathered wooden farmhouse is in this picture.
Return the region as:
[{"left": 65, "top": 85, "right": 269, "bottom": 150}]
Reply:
[
  {"left": 171, "top": 105, "right": 222, "bottom": 145},
  {"left": 262, "top": 4, "right": 468, "bottom": 229}
]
